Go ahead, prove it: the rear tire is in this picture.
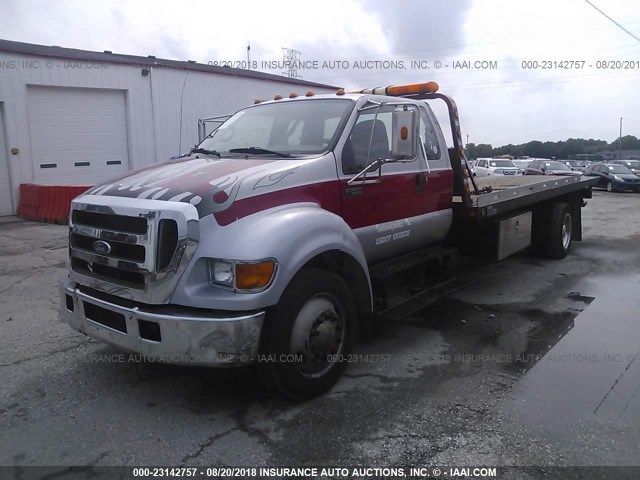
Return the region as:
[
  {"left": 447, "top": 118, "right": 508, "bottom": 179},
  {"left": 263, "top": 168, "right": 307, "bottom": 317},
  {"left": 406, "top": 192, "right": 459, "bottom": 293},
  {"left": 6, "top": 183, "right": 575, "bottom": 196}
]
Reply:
[
  {"left": 545, "top": 202, "right": 572, "bottom": 259},
  {"left": 257, "top": 268, "right": 356, "bottom": 400}
]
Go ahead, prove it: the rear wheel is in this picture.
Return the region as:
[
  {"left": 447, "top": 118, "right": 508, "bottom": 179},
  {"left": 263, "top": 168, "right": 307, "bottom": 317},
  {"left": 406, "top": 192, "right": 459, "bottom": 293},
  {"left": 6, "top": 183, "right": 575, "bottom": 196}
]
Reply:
[
  {"left": 545, "top": 202, "right": 572, "bottom": 259},
  {"left": 257, "top": 268, "right": 356, "bottom": 400}
]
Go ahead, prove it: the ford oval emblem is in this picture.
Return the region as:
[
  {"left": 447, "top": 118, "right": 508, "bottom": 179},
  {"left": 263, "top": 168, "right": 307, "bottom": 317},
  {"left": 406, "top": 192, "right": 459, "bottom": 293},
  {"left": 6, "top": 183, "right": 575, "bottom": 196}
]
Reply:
[{"left": 93, "top": 240, "right": 112, "bottom": 255}]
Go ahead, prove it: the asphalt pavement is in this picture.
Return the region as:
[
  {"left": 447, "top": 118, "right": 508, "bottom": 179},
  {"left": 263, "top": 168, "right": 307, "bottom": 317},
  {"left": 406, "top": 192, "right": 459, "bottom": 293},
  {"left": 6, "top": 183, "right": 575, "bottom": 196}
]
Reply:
[{"left": 0, "top": 191, "right": 638, "bottom": 478}]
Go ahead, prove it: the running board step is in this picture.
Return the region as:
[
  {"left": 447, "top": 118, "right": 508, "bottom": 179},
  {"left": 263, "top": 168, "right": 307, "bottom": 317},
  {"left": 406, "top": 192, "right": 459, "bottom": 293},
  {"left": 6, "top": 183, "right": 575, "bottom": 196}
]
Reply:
[
  {"left": 369, "top": 245, "right": 458, "bottom": 282},
  {"left": 377, "top": 279, "right": 470, "bottom": 323}
]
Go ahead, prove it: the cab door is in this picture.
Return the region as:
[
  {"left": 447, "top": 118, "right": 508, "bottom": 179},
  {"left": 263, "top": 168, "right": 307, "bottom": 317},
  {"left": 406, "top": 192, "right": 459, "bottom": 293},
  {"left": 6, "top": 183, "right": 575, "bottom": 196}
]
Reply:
[{"left": 337, "top": 102, "right": 453, "bottom": 264}]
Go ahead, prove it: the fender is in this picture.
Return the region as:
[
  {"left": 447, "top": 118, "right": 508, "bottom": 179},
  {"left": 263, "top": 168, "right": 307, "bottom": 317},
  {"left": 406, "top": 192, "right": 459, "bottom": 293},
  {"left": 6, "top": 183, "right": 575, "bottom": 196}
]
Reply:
[{"left": 171, "top": 203, "right": 373, "bottom": 312}]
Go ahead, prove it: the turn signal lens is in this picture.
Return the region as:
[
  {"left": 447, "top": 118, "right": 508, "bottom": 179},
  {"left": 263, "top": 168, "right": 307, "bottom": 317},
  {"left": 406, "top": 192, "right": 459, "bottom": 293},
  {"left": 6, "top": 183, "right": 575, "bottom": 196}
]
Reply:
[
  {"left": 235, "top": 261, "right": 276, "bottom": 290},
  {"left": 400, "top": 126, "right": 408, "bottom": 140}
]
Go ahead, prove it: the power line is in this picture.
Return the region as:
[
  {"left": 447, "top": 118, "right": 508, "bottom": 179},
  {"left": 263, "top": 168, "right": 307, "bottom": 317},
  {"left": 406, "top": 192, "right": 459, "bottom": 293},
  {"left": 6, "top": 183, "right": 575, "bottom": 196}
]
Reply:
[
  {"left": 584, "top": 0, "right": 640, "bottom": 43},
  {"left": 290, "top": 19, "right": 640, "bottom": 64}
]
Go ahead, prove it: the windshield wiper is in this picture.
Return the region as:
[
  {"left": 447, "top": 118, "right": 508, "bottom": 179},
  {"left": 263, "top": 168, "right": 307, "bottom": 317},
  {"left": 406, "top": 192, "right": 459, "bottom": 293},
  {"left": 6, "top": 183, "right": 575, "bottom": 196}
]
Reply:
[
  {"left": 190, "top": 147, "right": 222, "bottom": 157},
  {"left": 229, "top": 147, "right": 293, "bottom": 158}
]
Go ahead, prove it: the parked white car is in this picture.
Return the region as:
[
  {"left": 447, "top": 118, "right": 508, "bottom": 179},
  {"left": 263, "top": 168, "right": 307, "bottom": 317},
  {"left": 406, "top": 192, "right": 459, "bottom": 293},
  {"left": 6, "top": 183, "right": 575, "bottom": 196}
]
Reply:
[
  {"left": 473, "top": 158, "right": 521, "bottom": 177},
  {"left": 512, "top": 159, "right": 533, "bottom": 170}
]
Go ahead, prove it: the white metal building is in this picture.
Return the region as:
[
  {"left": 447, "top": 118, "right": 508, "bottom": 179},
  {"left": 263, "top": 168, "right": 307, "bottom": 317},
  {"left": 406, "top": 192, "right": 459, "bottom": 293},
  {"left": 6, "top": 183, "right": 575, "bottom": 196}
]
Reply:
[{"left": 0, "top": 39, "right": 338, "bottom": 216}]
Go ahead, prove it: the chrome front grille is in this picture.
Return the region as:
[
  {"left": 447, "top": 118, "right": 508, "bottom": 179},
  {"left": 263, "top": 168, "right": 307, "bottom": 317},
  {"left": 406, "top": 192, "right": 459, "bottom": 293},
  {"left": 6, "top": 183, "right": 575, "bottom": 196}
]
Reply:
[{"left": 68, "top": 195, "right": 199, "bottom": 304}]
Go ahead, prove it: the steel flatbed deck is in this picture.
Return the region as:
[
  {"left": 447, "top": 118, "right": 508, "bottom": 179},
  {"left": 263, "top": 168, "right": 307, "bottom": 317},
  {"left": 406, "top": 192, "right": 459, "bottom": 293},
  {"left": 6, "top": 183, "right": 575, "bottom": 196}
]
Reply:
[{"left": 453, "top": 175, "right": 599, "bottom": 218}]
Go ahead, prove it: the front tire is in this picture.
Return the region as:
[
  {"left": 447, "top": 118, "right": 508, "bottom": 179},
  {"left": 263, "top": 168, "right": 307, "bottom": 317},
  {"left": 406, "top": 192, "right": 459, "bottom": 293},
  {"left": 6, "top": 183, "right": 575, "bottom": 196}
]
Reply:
[
  {"left": 606, "top": 181, "right": 613, "bottom": 192},
  {"left": 257, "top": 268, "right": 356, "bottom": 400},
  {"left": 545, "top": 202, "right": 572, "bottom": 259}
]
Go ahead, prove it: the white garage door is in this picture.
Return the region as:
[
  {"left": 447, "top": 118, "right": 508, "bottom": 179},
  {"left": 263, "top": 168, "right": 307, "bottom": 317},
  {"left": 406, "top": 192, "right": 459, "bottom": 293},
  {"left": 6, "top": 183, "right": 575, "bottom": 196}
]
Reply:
[
  {"left": 27, "top": 86, "right": 129, "bottom": 185},
  {"left": 0, "top": 108, "right": 13, "bottom": 216}
]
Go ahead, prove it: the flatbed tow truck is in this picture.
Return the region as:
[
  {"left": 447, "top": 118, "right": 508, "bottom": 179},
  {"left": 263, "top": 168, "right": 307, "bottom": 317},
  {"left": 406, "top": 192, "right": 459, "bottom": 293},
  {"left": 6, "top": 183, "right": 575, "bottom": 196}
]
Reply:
[{"left": 60, "top": 81, "right": 599, "bottom": 398}]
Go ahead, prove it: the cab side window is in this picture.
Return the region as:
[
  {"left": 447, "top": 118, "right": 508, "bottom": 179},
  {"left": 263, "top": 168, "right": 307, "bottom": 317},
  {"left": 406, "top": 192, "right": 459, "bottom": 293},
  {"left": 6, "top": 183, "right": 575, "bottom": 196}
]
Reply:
[
  {"left": 419, "top": 110, "right": 441, "bottom": 161},
  {"left": 342, "top": 109, "right": 392, "bottom": 175}
]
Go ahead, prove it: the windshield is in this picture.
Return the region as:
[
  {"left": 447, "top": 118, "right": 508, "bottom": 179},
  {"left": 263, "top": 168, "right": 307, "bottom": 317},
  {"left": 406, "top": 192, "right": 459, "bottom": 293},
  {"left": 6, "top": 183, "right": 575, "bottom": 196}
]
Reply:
[
  {"left": 545, "top": 161, "right": 571, "bottom": 171},
  {"left": 623, "top": 161, "right": 640, "bottom": 169},
  {"left": 198, "top": 99, "right": 353, "bottom": 156},
  {"left": 607, "top": 165, "right": 632, "bottom": 174},
  {"left": 489, "top": 160, "right": 516, "bottom": 168}
]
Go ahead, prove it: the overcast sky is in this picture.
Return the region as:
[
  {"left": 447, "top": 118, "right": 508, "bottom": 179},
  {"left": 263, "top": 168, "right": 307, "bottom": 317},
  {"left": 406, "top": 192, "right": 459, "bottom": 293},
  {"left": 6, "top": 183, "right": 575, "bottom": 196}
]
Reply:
[{"left": 1, "top": 0, "right": 639, "bottom": 146}]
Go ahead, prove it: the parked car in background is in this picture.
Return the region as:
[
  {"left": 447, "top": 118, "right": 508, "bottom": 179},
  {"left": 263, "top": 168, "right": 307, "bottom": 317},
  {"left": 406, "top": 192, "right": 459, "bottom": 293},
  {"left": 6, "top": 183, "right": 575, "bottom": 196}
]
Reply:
[
  {"left": 562, "top": 160, "right": 587, "bottom": 172},
  {"left": 467, "top": 159, "right": 476, "bottom": 170},
  {"left": 473, "top": 158, "right": 521, "bottom": 177},
  {"left": 612, "top": 159, "right": 640, "bottom": 176},
  {"left": 584, "top": 163, "right": 640, "bottom": 192},
  {"left": 512, "top": 159, "right": 533, "bottom": 170},
  {"left": 524, "top": 160, "right": 582, "bottom": 176}
]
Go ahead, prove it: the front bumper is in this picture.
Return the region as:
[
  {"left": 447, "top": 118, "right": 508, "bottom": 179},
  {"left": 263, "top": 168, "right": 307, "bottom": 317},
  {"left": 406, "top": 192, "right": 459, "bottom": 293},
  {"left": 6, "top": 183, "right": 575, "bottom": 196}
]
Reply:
[
  {"left": 612, "top": 182, "right": 640, "bottom": 192},
  {"left": 59, "top": 277, "right": 264, "bottom": 366}
]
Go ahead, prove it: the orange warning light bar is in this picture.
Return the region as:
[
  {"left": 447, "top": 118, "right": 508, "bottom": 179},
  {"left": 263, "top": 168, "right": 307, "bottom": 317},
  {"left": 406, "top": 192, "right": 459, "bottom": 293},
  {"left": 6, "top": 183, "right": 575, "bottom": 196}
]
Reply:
[{"left": 350, "top": 81, "right": 439, "bottom": 96}]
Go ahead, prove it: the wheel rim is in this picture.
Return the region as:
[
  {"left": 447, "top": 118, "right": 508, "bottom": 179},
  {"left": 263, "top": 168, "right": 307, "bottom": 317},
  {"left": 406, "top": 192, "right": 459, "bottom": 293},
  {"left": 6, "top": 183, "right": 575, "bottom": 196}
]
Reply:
[
  {"left": 607, "top": 182, "right": 612, "bottom": 192},
  {"left": 290, "top": 294, "right": 346, "bottom": 377},
  {"left": 561, "top": 212, "right": 572, "bottom": 251}
]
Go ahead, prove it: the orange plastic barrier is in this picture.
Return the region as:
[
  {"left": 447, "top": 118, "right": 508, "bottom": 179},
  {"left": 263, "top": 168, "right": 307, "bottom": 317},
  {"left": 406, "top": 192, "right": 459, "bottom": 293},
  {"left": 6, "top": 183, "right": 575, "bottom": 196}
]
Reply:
[{"left": 17, "top": 184, "right": 92, "bottom": 224}]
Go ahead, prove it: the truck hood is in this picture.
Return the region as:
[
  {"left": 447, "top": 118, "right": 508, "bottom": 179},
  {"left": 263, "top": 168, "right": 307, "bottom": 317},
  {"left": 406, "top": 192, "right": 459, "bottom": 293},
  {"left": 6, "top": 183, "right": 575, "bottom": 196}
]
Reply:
[{"left": 85, "top": 155, "right": 305, "bottom": 218}]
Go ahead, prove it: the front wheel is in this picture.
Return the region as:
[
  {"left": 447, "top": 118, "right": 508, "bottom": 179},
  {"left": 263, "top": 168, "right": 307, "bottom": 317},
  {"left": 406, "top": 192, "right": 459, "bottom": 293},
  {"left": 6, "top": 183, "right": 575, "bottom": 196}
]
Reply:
[
  {"left": 544, "top": 202, "right": 572, "bottom": 259},
  {"left": 257, "top": 268, "right": 356, "bottom": 400},
  {"left": 606, "top": 181, "right": 613, "bottom": 192}
]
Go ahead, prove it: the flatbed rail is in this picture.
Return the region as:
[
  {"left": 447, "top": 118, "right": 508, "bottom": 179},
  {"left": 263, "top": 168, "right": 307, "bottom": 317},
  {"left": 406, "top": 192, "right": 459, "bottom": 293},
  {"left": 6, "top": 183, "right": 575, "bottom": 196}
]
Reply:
[{"left": 453, "top": 175, "right": 599, "bottom": 218}]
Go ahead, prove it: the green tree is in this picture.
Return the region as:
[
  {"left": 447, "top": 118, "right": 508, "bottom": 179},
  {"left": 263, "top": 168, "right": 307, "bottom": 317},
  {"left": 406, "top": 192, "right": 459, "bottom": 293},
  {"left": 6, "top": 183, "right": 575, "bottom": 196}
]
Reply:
[
  {"left": 467, "top": 143, "right": 493, "bottom": 159},
  {"left": 465, "top": 135, "right": 638, "bottom": 160}
]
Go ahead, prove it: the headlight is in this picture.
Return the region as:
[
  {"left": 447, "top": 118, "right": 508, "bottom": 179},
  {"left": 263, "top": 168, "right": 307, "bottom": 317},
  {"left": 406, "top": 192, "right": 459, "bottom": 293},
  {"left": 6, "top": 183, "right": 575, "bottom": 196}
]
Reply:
[
  {"left": 208, "top": 259, "right": 276, "bottom": 291},
  {"left": 210, "top": 260, "right": 234, "bottom": 286},
  {"left": 613, "top": 175, "right": 623, "bottom": 182}
]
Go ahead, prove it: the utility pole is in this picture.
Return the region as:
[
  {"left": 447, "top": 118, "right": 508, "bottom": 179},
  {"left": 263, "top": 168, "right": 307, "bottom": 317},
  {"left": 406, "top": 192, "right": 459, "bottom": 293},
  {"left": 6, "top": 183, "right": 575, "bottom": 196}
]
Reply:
[
  {"left": 247, "top": 42, "right": 251, "bottom": 69},
  {"left": 618, "top": 117, "right": 623, "bottom": 160}
]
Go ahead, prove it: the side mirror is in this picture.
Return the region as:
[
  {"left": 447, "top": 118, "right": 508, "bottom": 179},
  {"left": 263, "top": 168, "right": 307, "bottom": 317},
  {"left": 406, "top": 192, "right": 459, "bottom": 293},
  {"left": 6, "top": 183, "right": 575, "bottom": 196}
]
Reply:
[{"left": 391, "top": 107, "right": 416, "bottom": 160}]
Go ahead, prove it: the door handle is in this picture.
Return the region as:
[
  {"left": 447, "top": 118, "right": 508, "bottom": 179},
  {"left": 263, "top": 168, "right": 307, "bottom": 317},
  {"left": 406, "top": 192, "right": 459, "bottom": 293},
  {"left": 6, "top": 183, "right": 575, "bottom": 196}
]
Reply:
[{"left": 415, "top": 173, "right": 427, "bottom": 193}]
